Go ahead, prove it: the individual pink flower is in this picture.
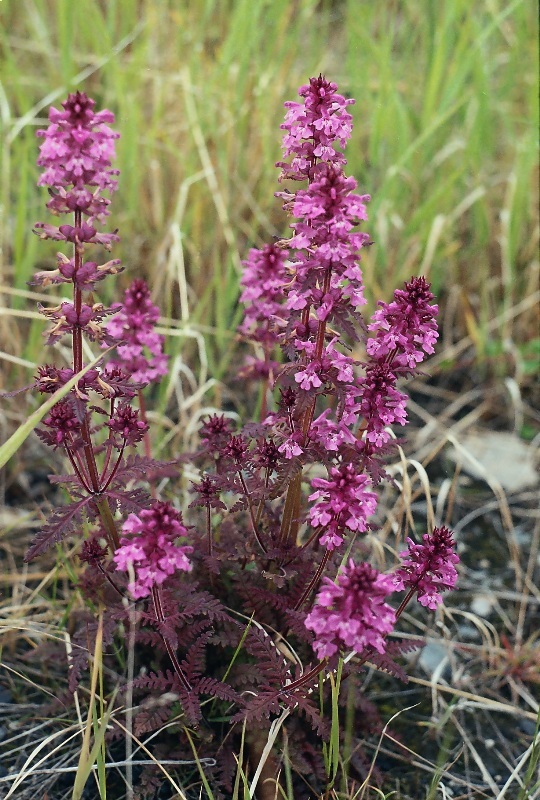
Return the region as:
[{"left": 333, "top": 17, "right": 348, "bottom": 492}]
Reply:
[
  {"left": 113, "top": 502, "right": 193, "bottom": 599},
  {"left": 105, "top": 279, "right": 168, "bottom": 385},
  {"left": 309, "top": 463, "right": 377, "bottom": 550},
  {"left": 309, "top": 408, "right": 357, "bottom": 452},
  {"left": 305, "top": 560, "right": 396, "bottom": 659},
  {"left": 393, "top": 526, "right": 459, "bottom": 609},
  {"left": 278, "top": 433, "right": 304, "bottom": 459}
]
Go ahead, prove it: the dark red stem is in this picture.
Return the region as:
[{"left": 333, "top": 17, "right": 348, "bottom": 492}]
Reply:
[
  {"left": 294, "top": 549, "right": 331, "bottom": 611},
  {"left": 151, "top": 586, "right": 192, "bottom": 692},
  {"left": 71, "top": 208, "right": 119, "bottom": 550},
  {"left": 238, "top": 469, "right": 267, "bottom": 554}
]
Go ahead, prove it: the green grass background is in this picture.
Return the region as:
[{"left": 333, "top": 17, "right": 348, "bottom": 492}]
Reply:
[{"left": 0, "top": 0, "right": 538, "bottom": 384}]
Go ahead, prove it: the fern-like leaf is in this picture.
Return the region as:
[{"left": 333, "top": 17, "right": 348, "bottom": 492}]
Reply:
[{"left": 25, "top": 495, "right": 96, "bottom": 560}]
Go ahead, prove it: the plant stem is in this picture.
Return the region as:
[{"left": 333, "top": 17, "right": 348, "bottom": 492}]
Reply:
[
  {"left": 206, "top": 504, "right": 212, "bottom": 558},
  {"left": 94, "top": 497, "right": 120, "bottom": 549},
  {"left": 281, "top": 658, "right": 328, "bottom": 694},
  {"left": 294, "top": 549, "right": 331, "bottom": 611},
  {"left": 238, "top": 470, "right": 267, "bottom": 553},
  {"left": 151, "top": 585, "right": 192, "bottom": 692},
  {"left": 69, "top": 208, "right": 119, "bottom": 551},
  {"left": 394, "top": 587, "right": 417, "bottom": 620}
]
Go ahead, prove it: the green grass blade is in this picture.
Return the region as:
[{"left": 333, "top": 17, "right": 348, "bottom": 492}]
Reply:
[{"left": 0, "top": 348, "right": 111, "bottom": 469}]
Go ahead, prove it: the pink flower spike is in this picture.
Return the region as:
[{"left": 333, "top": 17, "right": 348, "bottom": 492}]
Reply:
[
  {"left": 105, "top": 279, "right": 168, "bottom": 385},
  {"left": 113, "top": 502, "right": 193, "bottom": 600},
  {"left": 305, "top": 560, "right": 396, "bottom": 659},
  {"left": 367, "top": 276, "right": 439, "bottom": 371},
  {"left": 308, "top": 463, "right": 377, "bottom": 550},
  {"left": 36, "top": 91, "right": 119, "bottom": 218},
  {"left": 393, "top": 526, "right": 459, "bottom": 609}
]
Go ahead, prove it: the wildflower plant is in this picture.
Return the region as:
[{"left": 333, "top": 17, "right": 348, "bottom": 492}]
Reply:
[{"left": 22, "top": 80, "right": 459, "bottom": 797}]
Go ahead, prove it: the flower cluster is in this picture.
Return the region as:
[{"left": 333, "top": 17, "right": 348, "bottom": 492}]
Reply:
[
  {"left": 31, "top": 252, "right": 122, "bottom": 290},
  {"left": 27, "top": 92, "right": 170, "bottom": 566},
  {"left": 278, "top": 75, "right": 354, "bottom": 180},
  {"left": 38, "top": 299, "right": 117, "bottom": 345},
  {"left": 367, "top": 276, "right": 439, "bottom": 371},
  {"left": 355, "top": 363, "right": 408, "bottom": 448},
  {"left": 105, "top": 278, "right": 168, "bottom": 385},
  {"left": 235, "top": 76, "right": 442, "bottom": 568},
  {"left": 309, "top": 463, "right": 378, "bottom": 550},
  {"left": 394, "top": 526, "right": 460, "bottom": 609},
  {"left": 305, "top": 560, "right": 396, "bottom": 659},
  {"left": 113, "top": 502, "right": 193, "bottom": 599},
  {"left": 37, "top": 398, "right": 82, "bottom": 449},
  {"left": 36, "top": 90, "right": 119, "bottom": 217},
  {"left": 107, "top": 403, "right": 149, "bottom": 446},
  {"left": 33, "top": 92, "right": 122, "bottom": 348},
  {"left": 238, "top": 243, "right": 289, "bottom": 379}
]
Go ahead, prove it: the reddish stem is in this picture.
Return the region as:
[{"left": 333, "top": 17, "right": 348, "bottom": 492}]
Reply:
[
  {"left": 151, "top": 586, "right": 192, "bottom": 692},
  {"left": 281, "top": 658, "right": 328, "bottom": 695},
  {"left": 294, "top": 549, "right": 331, "bottom": 611},
  {"left": 394, "top": 587, "right": 417, "bottom": 620},
  {"left": 206, "top": 504, "right": 212, "bottom": 558},
  {"left": 69, "top": 210, "right": 119, "bottom": 550},
  {"left": 278, "top": 267, "right": 333, "bottom": 549},
  {"left": 64, "top": 442, "right": 92, "bottom": 494},
  {"left": 100, "top": 440, "right": 126, "bottom": 492},
  {"left": 238, "top": 470, "right": 267, "bottom": 554}
]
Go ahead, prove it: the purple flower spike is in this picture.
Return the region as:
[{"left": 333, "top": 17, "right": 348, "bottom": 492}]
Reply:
[
  {"left": 309, "top": 463, "right": 378, "bottom": 550},
  {"left": 113, "top": 502, "right": 193, "bottom": 599},
  {"left": 238, "top": 243, "right": 290, "bottom": 379},
  {"left": 356, "top": 363, "right": 409, "bottom": 448},
  {"left": 105, "top": 279, "right": 168, "bottom": 385},
  {"left": 367, "top": 277, "right": 439, "bottom": 371},
  {"left": 278, "top": 75, "right": 355, "bottom": 180},
  {"left": 305, "top": 560, "right": 396, "bottom": 659},
  {"left": 393, "top": 526, "right": 459, "bottom": 609},
  {"left": 239, "top": 243, "right": 289, "bottom": 339},
  {"left": 36, "top": 91, "right": 119, "bottom": 216}
]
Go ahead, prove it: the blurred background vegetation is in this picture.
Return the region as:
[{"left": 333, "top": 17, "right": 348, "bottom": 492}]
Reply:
[{"left": 0, "top": 0, "right": 538, "bottom": 388}]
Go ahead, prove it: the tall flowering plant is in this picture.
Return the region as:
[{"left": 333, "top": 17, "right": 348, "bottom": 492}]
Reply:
[
  {"left": 235, "top": 74, "right": 455, "bottom": 684},
  {"left": 21, "top": 82, "right": 459, "bottom": 798},
  {"left": 28, "top": 93, "right": 169, "bottom": 556},
  {"left": 26, "top": 92, "right": 197, "bottom": 699}
]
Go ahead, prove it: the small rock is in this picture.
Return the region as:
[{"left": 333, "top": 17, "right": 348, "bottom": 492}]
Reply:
[
  {"left": 457, "top": 624, "right": 481, "bottom": 641},
  {"left": 519, "top": 718, "right": 538, "bottom": 736},
  {"left": 419, "top": 640, "right": 451, "bottom": 679},
  {"left": 448, "top": 429, "right": 538, "bottom": 492},
  {"left": 470, "top": 593, "right": 494, "bottom": 617}
]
